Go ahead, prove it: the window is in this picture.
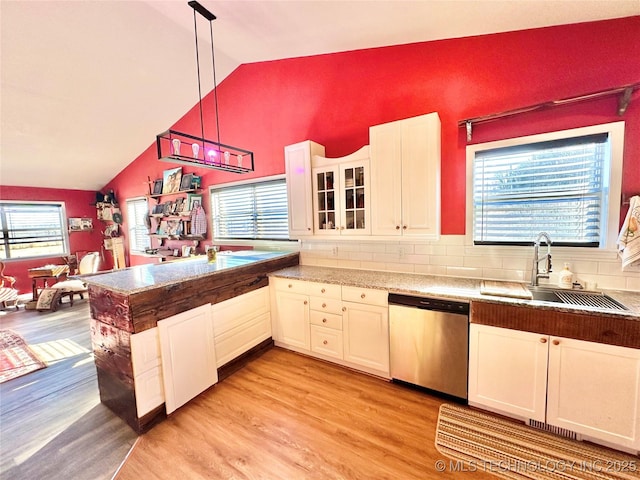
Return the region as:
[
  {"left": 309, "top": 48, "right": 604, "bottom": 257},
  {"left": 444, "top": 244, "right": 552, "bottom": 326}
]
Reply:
[
  {"left": 210, "top": 177, "right": 289, "bottom": 240},
  {"left": 126, "top": 197, "right": 151, "bottom": 253},
  {"left": 467, "top": 122, "right": 624, "bottom": 248},
  {"left": 0, "top": 202, "right": 69, "bottom": 259}
]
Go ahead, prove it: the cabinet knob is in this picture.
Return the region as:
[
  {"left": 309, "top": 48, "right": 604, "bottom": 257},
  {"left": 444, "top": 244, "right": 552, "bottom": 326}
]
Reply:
[
  {"left": 539, "top": 338, "right": 547, "bottom": 343},
  {"left": 323, "top": 340, "right": 328, "bottom": 345},
  {"left": 322, "top": 318, "right": 327, "bottom": 323},
  {"left": 360, "top": 293, "right": 366, "bottom": 299},
  {"left": 288, "top": 284, "right": 292, "bottom": 288},
  {"left": 321, "top": 288, "right": 326, "bottom": 293},
  {"left": 322, "top": 303, "right": 327, "bottom": 308},
  {"left": 342, "top": 306, "right": 346, "bottom": 312},
  {"left": 307, "top": 227, "right": 311, "bottom": 231},
  {"left": 340, "top": 226, "right": 345, "bottom": 230},
  {"left": 396, "top": 225, "right": 400, "bottom": 230},
  {"left": 304, "top": 300, "right": 308, "bottom": 305},
  {"left": 403, "top": 225, "right": 407, "bottom": 230},
  {"left": 552, "top": 339, "right": 560, "bottom": 346}
]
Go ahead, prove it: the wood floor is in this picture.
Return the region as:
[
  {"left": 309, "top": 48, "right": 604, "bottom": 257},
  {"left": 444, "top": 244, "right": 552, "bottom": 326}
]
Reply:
[
  {"left": 117, "top": 348, "right": 496, "bottom": 480},
  {"left": 0, "top": 302, "right": 137, "bottom": 480},
  {"left": 1, "top": 303, "right": 497, "bottom": 479}
]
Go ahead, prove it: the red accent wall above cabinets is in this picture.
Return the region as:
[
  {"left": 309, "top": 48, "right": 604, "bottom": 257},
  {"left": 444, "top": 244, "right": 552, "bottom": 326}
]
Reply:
[
  {"left": 105, "top": 16, "right": 640, "bottom": 237},
  {"left": 0, "top": 186, "right": 104, "bottom": 294}
]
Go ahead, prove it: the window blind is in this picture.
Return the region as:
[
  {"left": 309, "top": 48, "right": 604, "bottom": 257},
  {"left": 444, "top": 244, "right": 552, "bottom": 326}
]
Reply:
[
  {"left": 0, "top": 202, "right": 67, "bottom": 259},
  {"left": 126, "top": 198, "right": 151, "bottom": 252},
  {"left": 211, "top": 179, "right": 289, "bottom": 240},
  {"left": 473, "top": 133, "right": 609, "bottom": 246}
]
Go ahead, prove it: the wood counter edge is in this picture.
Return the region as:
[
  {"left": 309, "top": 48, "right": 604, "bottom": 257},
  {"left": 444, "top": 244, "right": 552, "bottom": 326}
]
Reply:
[{"left": 471, "top": 300, "right": 640, "bottom": 349}]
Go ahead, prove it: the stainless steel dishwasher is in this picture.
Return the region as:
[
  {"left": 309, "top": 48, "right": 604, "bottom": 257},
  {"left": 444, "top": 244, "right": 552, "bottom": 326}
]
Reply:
[{"left": 389, "top": 294, "right": 469, "bottom": 400}]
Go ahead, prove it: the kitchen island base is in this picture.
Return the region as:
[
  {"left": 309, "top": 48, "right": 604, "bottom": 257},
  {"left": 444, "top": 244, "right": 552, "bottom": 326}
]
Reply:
[{"left": 87, "top": 252, "right": 299, "bottom": 433}]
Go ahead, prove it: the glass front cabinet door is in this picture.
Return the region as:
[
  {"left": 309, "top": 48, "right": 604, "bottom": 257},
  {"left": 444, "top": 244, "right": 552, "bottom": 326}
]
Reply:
[
  {"left": 313, "top": 166, "right": 340, "bottom": 235},
  {"left": 312, "top": 155, "right": 370, "bottom": 235},
  {"left": 340, "top": 160, "right": 369, "bottom": 235}
]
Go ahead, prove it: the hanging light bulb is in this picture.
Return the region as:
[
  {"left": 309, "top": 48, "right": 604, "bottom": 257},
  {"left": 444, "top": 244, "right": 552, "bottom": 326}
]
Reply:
[{"left": 171, "top": 138, "right": 181, "bottom": 156}]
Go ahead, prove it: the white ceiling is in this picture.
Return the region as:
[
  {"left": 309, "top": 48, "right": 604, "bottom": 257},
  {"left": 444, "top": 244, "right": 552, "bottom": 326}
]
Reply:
[{"left": 2, "top": 0, "right": 639, "bottom": 191}]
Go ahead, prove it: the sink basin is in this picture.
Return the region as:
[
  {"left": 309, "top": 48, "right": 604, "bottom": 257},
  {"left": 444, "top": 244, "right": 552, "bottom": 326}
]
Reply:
[
  {"left": 529, "top": 287, "right": 563, "bottom": 303},
  {"left": 528, "top": 286, "right": 628, "bottom": 311}
]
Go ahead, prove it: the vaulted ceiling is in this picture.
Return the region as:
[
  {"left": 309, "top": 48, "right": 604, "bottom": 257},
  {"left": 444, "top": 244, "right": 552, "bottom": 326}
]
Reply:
[{"left": 2, "top": 1, "right": 639, "bottom": 191}]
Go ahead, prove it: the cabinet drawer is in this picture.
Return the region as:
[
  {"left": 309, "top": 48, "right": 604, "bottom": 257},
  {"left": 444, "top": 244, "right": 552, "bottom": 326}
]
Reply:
[
  {"left": 212, "top": 287, "right": 270, "bottom": 338},
  {"left": 342, "top": 286, "right": 388, "bottom": 306},
  {"left": 310, "top": 296, "right": 343, "bottom": 315},
  {"left": 307, "top": 282, "right": 341, "bottom": 299},
  {"left": 214, "top": 312, "right": 271, "bottom": 367},
  {"left": 271, "top": 277, "right": 309, "bottom": 295},
  {"left": 310, "top": 325, "right": 343, "bottom": 359},
  {"left": 134, "top": 367, "right": 165, "bottom": 417},
  {"left": 310, "top": 310, "right": 343, "bottom": 330},
  {"left": 131, "top": 327, "right": 161, "bottom": 376}
]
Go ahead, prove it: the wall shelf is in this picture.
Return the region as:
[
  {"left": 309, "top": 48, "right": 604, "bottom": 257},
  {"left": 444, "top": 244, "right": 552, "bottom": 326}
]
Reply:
[{"left": 147, "top": 189, "right": 197, "bottom": 200}]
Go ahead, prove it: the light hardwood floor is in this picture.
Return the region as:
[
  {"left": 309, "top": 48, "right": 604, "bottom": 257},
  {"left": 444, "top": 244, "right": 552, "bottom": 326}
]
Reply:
[
  {"left": 117, "top": 348, "right": 496, "bottom": 480},
  {"left": 0, "top": 302, "right": 137, "bottom": 480}
]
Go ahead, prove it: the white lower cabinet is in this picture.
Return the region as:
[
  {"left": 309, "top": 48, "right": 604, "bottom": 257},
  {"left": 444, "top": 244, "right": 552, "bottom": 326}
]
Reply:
[
  {"left": 271, "top": 278, "right": 389, "bottom": 378},
  {"left": 158, "top": 304, "right": 218, "bottom": 415},
  {"left": 212, "top": 287, "right": 271, "bottom": 367},
  {"left": 469, "top": 324, "right": 640, "bottom": 452},
  {"left": 272, "top": 290, "right": 310, "bottom": 350},
  {"left": 468, "top": 324, "right": 548, "bottom": 422},
  {"left": 546, "top": 336, "right": 640, "bottom": 451},
  {"left": 130, "top": 327, "right": 164, "bottom": 417},
  {"left": 343, "top": 301, "right": 389, "bottom": 374}
]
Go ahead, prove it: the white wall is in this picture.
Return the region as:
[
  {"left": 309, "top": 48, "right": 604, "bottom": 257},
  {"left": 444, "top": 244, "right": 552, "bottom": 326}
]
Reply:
[{"left": 299, "top": 236, "right": 639, "bottom": 292}]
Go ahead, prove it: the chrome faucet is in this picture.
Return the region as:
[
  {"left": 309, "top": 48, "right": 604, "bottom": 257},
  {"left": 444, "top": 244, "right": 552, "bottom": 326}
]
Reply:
[{"left": 531, "top": 232, "right": 552, "bottom": 286}]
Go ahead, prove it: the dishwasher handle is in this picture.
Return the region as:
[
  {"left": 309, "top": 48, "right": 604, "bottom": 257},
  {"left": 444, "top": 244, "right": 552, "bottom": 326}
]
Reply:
[{"left": 389, "top": 293, "right": 469, "bottom": 315}]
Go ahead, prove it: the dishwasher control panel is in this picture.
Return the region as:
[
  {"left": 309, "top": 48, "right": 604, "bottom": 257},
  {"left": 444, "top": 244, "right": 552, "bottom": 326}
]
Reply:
[{"left": 388, "top": 294, "right": 469, "bottom": 315}]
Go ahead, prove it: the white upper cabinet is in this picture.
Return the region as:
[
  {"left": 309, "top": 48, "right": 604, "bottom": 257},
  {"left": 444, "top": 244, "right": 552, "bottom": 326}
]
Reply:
[
  {"left": 370, "top": 112, "right": 441, "bottom": 238},
  {"left": 285, "top": 140, "right": 325, "bottom": 238},
  {"left": 312, "top": 146, "right": 371, "bottom": 236}
]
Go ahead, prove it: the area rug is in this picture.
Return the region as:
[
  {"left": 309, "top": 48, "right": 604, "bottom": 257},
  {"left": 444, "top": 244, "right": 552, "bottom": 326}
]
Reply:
[
  {"left": 435, "top": 403, "right": 638, "bottom": 480},
  {"left": 0, "top": 329, "right": 47, "bottom": 383}
]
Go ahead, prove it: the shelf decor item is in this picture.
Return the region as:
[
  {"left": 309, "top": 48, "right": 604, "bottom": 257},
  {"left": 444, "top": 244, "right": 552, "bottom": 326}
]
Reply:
[
  {"left": 162, "top": 167, "right": 182, "bottom": 194},
  {"left": 155, "top": 1, "right": 254, "bottom": 174},
  {"left": 179, "top": 173, "right": 194, "bottom": 191},
  {"left": 152, "top": 179, "right": 163, "bottom": 195}
]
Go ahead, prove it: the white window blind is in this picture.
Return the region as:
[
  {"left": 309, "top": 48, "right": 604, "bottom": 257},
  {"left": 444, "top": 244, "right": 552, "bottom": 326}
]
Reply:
[
  {"left": 473, "top": 133, "right": 609, "bottom": 246},
  {"left": 126, "top": 198, "right": 151, "bottom": 253},
  {"left": 0, "top": 202, "right": 68, "bottom": 259},
  {"left": 211, "top": 179, "right": 289, "bottom": 240}
]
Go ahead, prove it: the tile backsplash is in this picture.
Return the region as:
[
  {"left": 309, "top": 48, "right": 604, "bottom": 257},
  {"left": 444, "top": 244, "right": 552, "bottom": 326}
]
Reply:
[{"left": 298, "top": 235, "right": 640, "bottom": 292}]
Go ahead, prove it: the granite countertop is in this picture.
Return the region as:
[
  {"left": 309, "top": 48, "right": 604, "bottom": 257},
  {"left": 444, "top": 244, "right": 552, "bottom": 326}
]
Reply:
[
  {"left": 269, "top": 265, "right": 640, "bottom": 320},
  {"left": 84, "top": 251, "right": 298, "bottom": 295}
]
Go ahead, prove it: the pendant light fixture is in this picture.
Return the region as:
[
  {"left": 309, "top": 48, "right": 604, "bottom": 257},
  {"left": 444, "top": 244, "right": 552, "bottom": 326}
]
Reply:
[{"left": 156, "top": 1, "right": 254, "bottom": 173}]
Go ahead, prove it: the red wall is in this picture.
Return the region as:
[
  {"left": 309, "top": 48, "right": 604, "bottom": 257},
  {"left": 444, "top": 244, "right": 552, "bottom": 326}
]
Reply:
[
  {"left": 4, "top": 18, "right": 636, "bottom": 290},
  {"left": 106, "top": 16, "right": 640, "bottom": 252},
  {"left": 0, "top": 186, "right": 104, "bottom": 294}
]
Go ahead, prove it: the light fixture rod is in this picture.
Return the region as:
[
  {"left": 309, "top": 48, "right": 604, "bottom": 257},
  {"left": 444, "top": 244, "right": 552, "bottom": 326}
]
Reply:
[
  {"left": 189, "top": 1, "right": 221, "bottom": 152},
  {"left": 188, "top": 1, "right": 216, "bottom": 21},
  {"left": 192, "top": 9, "right": 206, "bottom": 145}
]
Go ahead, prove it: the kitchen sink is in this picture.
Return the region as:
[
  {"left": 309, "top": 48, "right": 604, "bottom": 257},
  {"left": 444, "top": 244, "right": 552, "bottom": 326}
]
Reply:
[{"left": 528, "top": 286, "right": 628, "bottom": 311}]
